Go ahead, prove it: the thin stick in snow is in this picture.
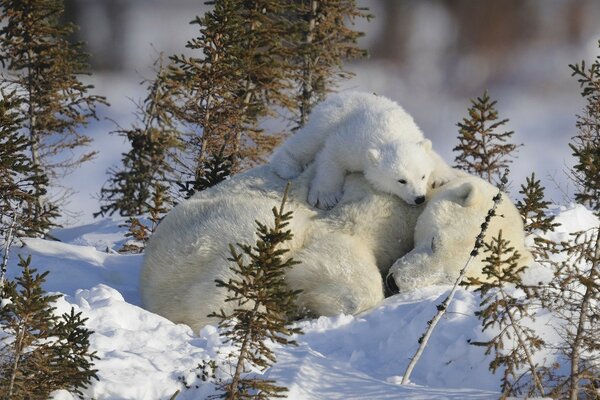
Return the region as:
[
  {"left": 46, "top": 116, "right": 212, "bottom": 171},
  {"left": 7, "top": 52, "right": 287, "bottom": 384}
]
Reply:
[
  {"left": 401, "top": 170, "right": 509, "bottom": 385},
  {"left": 1, "top": 210, "right": 18, "bottom": 290}
]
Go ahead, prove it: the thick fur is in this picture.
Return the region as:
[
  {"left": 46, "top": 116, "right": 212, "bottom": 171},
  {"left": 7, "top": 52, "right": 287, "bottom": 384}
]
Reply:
[
  {"left": 140, "top": 165, "right": 422, "bottom": 332},
  {"left": 387, "top": 174, "right": 534, "bottom": 292},
  {"left": 270, "top": 91, "right": 455, "bottom": 208},
  {"left": 140, "top": 166, "right": 531, "bottom": 332}
]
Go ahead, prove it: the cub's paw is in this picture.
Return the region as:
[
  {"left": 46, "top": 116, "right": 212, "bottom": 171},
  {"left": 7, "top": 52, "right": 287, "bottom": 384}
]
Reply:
[
  {"left": 430, "top": 169, "right": 458, "bottom": 189},
  {"left": 430, "top": 176, "right": 449, "bottom": 189},
  {"left": 308, "top": 188, "right": 343, "bottom": 210},
  {"left": 271, "top": 155, "right": 303, "bottom": 179}
]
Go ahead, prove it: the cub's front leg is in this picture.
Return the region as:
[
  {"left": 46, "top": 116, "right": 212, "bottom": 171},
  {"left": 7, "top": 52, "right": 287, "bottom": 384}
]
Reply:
[{"left": 308, "top": 152, "right": 347, "bottom": 210}]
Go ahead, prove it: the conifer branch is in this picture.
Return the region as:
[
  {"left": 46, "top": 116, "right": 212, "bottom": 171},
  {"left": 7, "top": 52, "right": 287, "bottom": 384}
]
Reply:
[
  {"left": 454, "top": 91, "right": 521, "bottom": 185},
  {"left": 209, "top": 183, "right": 302, "bottom": 399}
]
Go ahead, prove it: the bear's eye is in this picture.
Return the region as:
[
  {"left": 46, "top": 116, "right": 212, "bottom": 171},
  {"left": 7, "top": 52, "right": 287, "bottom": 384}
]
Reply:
[
  {"left": 398, "top": 179, "right": 407, "bottom": 184},
  {"left": 421, "top": 175, "right": 426, "bottom": 180}
]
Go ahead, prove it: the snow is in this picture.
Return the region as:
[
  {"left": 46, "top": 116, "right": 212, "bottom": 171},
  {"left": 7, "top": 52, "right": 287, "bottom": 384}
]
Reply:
[{"left": 2, "top": 205, "right": 596, "bottom": 399}]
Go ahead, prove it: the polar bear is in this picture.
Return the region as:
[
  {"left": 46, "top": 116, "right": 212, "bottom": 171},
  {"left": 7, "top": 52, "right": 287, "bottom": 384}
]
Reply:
[
  {"left": 270, "top": 92, "right": 455, "bottom": 208},
  {"left": 140, "top": 166, "right": 531, "bottom": 332},
  {"left": 387, "top": 174, "right": 534, "bottom": 293},
  {"left": 140, "top": 164, "right": 422, "bottom": 332}
]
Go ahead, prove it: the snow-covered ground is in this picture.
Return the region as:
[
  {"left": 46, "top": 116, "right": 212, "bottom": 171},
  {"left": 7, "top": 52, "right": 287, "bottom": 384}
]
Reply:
[
  {"left": 3, "top": 3, "right": 599, "bottom": 398},
  {"left": 2, "top": 204, "right": 596, "bottom": 399}
]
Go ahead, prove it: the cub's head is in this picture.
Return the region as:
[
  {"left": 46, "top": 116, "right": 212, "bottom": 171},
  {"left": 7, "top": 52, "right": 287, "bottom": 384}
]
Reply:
[{"left": 364, "top": 139, "right": 434, "bottom": 206}]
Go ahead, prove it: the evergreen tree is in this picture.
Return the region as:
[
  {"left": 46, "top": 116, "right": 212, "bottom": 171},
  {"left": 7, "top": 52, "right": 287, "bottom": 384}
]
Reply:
[
  {"left": 176, "top": 144, "right": 233, "bottom": 200},
  {"left": 97, "top": 55, "right": 179, "bottom": 217},
  {"left": 0, "top": 0, "right": 106, "bottom": 232},
  {"left": 0, "top": 88, "right": 56, "bottom": 241},
  {"left": 539, "top": 229, "right": 600, "bottom": 400},
  {"left": 516, "top": 173, "right": 560, "bottom": 261},
  {"left": 290, "top": 0, "right": 371, "bottom": 128},
  {"left": 454, "top": 91, "right": 521, "bottom": 185},
  {"left": 118, "top": 182, "right": 170, "bottom": 254},
  {"left": 0, "top": 255, "right": 99, "bottom": 399},
  {"left": 516, "top": 173, "right": 559, "bottom": 235},
  {"left": 209, "top": 185, "right": 303, "bottom": 399},
  {"left": 534, "top": 42, "right": 600, "bottom": 400},
  {"left": 166, "top": 0, "right": 295, "bottom": 185},
  {"left": 569, "top": 39, "right": 600, "bottom": 216},
  {"left": 463, "top": 232, "right": 546, "bottom": 398}
]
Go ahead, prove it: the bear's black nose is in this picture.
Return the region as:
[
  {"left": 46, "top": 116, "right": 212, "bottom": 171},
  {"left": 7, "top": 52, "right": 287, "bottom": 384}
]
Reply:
[
  {"left": 415, "top": 196, "right": 425, "bottom": 205},
  {"left": 386, "top": 274, "right": 399, "bottom": 296}
]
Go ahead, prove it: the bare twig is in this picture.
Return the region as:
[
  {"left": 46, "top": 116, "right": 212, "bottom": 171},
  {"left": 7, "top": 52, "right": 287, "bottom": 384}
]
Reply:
[{"left": 401, "top": 170, "right": 509, "bottom": 384}]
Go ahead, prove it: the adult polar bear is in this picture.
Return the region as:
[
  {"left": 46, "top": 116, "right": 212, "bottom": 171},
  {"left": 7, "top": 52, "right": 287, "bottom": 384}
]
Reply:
[
  {"left": 140, "top": 166, "right": 421, "bottom": 332},
  {"left": 270, "top": 92, "right": 456, "bottom": 209},
  {"left": 140, "top": 164, "right": 532, "bottom": 332}
]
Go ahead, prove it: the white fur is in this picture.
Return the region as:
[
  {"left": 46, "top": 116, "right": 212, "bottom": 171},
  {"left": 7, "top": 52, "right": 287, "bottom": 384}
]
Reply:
[
  {"left": 387, "top": 174, "right": 534, "bottom": 292},
  {"left": 140, "top": 165, "right": 422, "bottom": 332},
  {"left": 140, "top": 168, "right": 531, "bottom": 333},
  {"left": 270, "top": 91, "right": 455, "bottom": 208}
]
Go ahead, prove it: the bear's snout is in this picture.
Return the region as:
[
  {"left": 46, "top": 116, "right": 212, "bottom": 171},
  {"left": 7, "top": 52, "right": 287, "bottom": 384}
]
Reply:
[
  {"left": 414, "top": 196, "right": 425, "bottom": 205},
  {"left": 385, "top": 273, "right": 399, "bottom": 295}
]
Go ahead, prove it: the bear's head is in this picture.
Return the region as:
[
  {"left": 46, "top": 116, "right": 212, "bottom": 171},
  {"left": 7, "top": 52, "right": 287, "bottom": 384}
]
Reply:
[
  {"left": 364, "top": 139, "right": 434, "bottom": 206},
  {"left": 386, "top": 175, "right": 534, "bottom": 294}
]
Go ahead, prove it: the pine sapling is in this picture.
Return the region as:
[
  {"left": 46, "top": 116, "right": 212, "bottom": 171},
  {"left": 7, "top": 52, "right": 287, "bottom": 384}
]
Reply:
[
  {"left": 176, "top": 145, "right": 233, "bottom": 200},
  {"left": 516, "top": 173, "right": 560, "bottom": 260},
  {"left": 209, "top": 184, "right": 303, "bottom": 399},
  {"left": 97, "top": 54, "right": 179, "bottom": 218},
  {"left": 118, "top": 182, "right": 170, "bottom": 254},
  {"left": 517, "top": 173, "right": 559, "bottom": 235},
  {"left": 539, "top": 228, "right": 600, "bottom": 400},
  {"left": 0, "top": 0, "right": 107, "bottom": 231},
  {"left": 569, "top": 39, "right": 600, "bottom": 216},
  {"left": 290, "top": 0, "right": 372, "bottom": 129},
  {"left": 166, "top": 0, "right": 296, "bottom": 182},
  {"left": 0, "top": 88, "right": 52, "bottom": 238},
  {"left": 0, "top": 255, "right": 99, "bottom": 399},
  {"left": 463, "top": 232, "right": 545, "bottom": 398},
  {"left": 454, "top": 91, "right": 521, "bottom": 185}
]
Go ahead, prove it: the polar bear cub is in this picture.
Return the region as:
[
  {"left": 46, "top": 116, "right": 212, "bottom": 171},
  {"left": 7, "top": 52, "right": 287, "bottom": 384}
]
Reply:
[{"left": 271, "top": 91, "right": 454, "bottom": 209}]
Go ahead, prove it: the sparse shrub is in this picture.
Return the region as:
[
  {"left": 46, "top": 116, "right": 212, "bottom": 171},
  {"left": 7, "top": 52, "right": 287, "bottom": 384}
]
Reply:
[{"left": 0, "top": 255, "right": 99, "bottom": 399}]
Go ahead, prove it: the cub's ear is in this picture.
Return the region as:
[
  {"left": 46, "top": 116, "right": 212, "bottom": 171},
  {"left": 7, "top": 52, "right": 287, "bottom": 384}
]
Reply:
[
  {"left": 367, "top": 148, "right": 381, "bottom": 166},
  {"left": 419, "top": 139, "right": 432, "bottom": 151},
  {"left": 452, "top": 181, "right": 480, "bottom": 207}
]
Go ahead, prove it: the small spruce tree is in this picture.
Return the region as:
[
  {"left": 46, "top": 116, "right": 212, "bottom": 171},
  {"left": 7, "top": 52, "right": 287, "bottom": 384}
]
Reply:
[
  {"left": 0, "top": 0, "right": 106, "bottom": 233},
  {"left": 539, "top": 229, "right": 600, "bottom": 400},
  {"left": 118, "top": 182, "right": 170, "bottom": 254},
  {"left": 516, "top": 173, "right": 560, "bottom": 260},
  {"left": 97, "top": 54, "right": 179, "bottom": 217},
  {"left": 0, "top": 88, "right": 56, "bottom": 239},
  {"left": 454, "top": 91, "right": 521, "bottom": 185},
  {"left": 166, "top": 0, "right": 295, "bottom": 184},
  {"left": 290, "top": 0, "right": 372, "bottom": 128},
  {"left": 534, "top": 41, "right": 600, "bottom": 400},
  {"left": 516, "top": 173, "right": 559, "bottom": 235},
  {"left": 463, "top": 232, "right": 546, "bottom": 398},
  {"left": 176, "top": 144, "right": 233, "bottom": 200},
  {"left": 209, "top": 184, "right": 303, "bottom": 399},
  {"left": 0, "top": 255, "right": 99, "bottom": 399},
  {"left": 569, "top": 39, "right": 600, "bottom": 215}
]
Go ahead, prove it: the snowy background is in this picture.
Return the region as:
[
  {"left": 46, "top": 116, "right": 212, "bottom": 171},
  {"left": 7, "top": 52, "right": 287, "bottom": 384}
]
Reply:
[{"left": 4, "top": 1, "right": 600, "bottom": 398}]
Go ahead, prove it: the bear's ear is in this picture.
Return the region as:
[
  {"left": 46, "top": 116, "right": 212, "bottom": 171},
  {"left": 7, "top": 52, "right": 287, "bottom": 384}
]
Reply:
[
  {"left": 367, "top": 148, "right": 381, "bottom": 166},
  {"left": 419, "top": 139, "right": 432, "bottom": 151},
  {"left": 453, "top": 181, "right": 480, "bottom": 207}
]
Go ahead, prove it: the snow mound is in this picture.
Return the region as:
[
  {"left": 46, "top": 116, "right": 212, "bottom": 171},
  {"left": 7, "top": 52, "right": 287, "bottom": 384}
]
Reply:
[{"left": 3, "top": 204, "right": 597, "bottom": 399}]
